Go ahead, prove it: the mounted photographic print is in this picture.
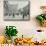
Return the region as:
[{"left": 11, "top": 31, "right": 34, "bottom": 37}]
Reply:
[{"left": 4, "top": 0, "right": 30, "bottom": 21}]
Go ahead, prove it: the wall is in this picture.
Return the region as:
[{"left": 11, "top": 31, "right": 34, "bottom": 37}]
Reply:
[{"left": 0, "top": 0, "right": 46, "bottom": 41}]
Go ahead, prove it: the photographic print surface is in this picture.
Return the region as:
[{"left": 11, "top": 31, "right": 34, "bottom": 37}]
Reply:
[{"left": 4, "top": 0, "right": 30, "bottom": 21}]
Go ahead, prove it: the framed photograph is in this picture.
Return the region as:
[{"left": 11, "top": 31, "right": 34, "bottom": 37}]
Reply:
[{"left": 4, "top": 0, "right": 30, "bottom": 21}]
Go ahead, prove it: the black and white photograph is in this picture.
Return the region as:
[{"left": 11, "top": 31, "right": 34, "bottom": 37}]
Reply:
[{"left": 4, "top": 0, "right": 30, "bottom": 21}]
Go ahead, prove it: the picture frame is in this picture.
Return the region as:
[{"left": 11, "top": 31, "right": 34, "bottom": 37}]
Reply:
[{"left": 4, "top": 0, "right": 30, "bottom": 21}]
